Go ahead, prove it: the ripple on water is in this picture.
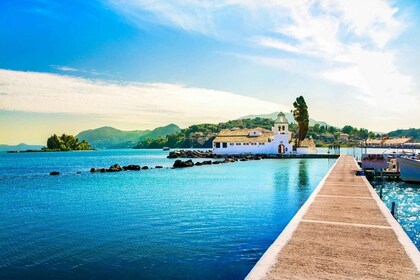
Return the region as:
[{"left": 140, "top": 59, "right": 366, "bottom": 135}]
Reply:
[
  {"left": 0, "top": 150, "right": 335, "bottom": 279},
  {"left": 372, "top": 181, "right": 420, "bottom": 249}
]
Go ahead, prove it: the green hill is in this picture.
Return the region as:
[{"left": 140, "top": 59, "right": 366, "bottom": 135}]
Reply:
[
  {"left": 0, "top": 143, "right": 43, "bottom": 152},
  {"left": 387, "top": 128, "right": 420, "bottom": 141},
  {"left": 76, "top": 124, "right": 181, "bottom": 149},
  {"left": 240, "top": 112, "right": 329, "bottom": 127},
  {"left": 135, "top": 118, "right": 279, "bottom": 149}
]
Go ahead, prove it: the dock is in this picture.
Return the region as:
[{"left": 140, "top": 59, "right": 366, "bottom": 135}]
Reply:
[{"left": 246, "top": 155, "right": 420, "bottom": 279}]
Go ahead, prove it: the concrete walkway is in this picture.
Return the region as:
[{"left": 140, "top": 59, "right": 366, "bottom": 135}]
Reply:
[{"left": 247, "top": 155, "right": 420, "bottom": 280}]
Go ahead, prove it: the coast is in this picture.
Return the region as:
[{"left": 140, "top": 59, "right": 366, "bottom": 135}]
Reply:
[{"left": 167, "top": 149, "right": 339, "bottom": 159}]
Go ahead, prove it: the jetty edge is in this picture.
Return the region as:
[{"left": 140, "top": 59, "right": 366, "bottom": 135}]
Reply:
[{"left": 246, "top": 155, "right": 420, "bottom": 280}]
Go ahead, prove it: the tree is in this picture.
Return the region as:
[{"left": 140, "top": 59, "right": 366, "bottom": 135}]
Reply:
[
  {"left": 292, "top": 96, "right": 309, "bottom": 147},
  {"left": 342, "top": 125, "right": 354, "bottom": 134},
  {"left": 45, "top": 134, "right": 92, "bottom": 151},
  {"left": 47, "top": 134, "right": 62, "bottom": 149},
  {"left": 328, "top": 126, "right": 337, "bottom": 134},
  {"left": 358, "top": 128, "right": 369, "bottom": 140},
  {"left": 313, "top": 123, "right": 320, "bottom": 134}
]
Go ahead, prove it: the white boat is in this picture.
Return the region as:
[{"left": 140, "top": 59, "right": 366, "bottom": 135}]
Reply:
[
  {"left": 162, "top": 147, "right": 170, "bottom": 151},
  {"left": 397, "top": 156, "right": 420, "bottom": 183}
]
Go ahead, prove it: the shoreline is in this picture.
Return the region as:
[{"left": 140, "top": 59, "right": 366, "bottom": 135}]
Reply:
[{"left": 6, "top": 149, "right": 96, "bottom": 153}]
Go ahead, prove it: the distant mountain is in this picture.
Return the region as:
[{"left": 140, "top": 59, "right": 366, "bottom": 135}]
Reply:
[
  {"left": 387, "top": 128, "right": 420, "bottom": 141},
  {"left": 240, "top": 112, "right": 329, "bottom": 127},
  {"left": 0, "top": 143, "right": 43, "bottom": 151},
  {"left": 76, "top": 124, "right": 181, "bottom": 149}
]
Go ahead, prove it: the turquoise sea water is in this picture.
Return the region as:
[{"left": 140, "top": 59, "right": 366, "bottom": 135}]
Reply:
[
  {"left": 371, "top": 181, "right": 420, "bottom": 250},
  {"left": 0, "top": 150, "right": 335, "bottom": 279}
]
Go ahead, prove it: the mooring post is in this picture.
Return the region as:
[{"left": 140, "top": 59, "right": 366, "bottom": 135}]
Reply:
[{"left": 391, "top": 201, "right": 396, "bottom": 218}]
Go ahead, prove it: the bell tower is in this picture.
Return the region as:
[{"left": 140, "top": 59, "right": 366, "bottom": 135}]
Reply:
[{"left": 272, "top": 112, "right": 289, "bottom": 135}]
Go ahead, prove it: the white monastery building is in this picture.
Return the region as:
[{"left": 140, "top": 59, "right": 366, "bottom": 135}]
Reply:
[{"left": 212, "top": 112, "right": 316, "bottom": 155}]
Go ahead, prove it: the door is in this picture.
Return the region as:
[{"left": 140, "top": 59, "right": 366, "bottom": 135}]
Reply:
[{"left": 278, "top": 144, "right": 285, "bottom": 154}]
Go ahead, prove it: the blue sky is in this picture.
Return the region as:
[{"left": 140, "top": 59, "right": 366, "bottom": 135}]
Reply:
[{"left": 1, "top": 0, "right": 419, "bottom": 144}]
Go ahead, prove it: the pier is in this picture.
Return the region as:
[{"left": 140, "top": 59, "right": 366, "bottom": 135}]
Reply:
[{"left": 247, "top": 155, "right": 420, "bottom": 280}]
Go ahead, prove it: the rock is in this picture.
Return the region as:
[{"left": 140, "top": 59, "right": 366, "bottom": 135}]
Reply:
[
  {"left": 240, "top": 158, "right": 248, "bottom": 162},
  {"left": 173, "top": 159, "right": 194, "bottom": 168},
  {"left": 167, "top": 150, "right": 215, "bottom": 159},
  {"left": 100, "top": 168, "right": 107, "bottom": 173},
  {"left": 202, "top": 160, "right": 212, "bottom": 165},
  {"left": 107, "top": 164, "right": 123, "bottom": 172},
  {"left": 76, "top": 172, "right": 82, "bottom": 174},
  {"left": 49, "top": 171, "right": 60, "bottom": 176},
  {"left": 90, "top": 168, "right": 100, "bottom": 173},
  {"left": 155, "top": 166, "right": 163, "bottom": 169},
  {"left": 141, "top": 166, "right": 149, "bottom": 170},
  {"left": 195, "top": 162, "right": 202, "bottom": 166},
  {"left": 123, "top": 165, "right": 141, "bottom": 171},
  {"left": 255, "top": 157, "right": 262, "bottom": 160}
]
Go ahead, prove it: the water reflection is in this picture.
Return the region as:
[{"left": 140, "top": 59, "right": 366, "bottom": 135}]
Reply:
[
  {"left": 298, "top": 160, "right": 309, "bottom": 187},
  {"left": 297, "top": 160, "right": 310, "bottom": 206}
]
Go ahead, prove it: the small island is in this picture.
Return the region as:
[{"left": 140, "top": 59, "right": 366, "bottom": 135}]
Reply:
[
  {"left": 7, "top": 134, "right": 93, "bottom": 153},
  {"left": 43, "top": 134, "right": 93, "bottom": 151}
]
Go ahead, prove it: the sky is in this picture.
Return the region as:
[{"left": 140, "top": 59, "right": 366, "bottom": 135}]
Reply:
[{"left": 0, "top": 0, "right": 419, "bottom": 144}]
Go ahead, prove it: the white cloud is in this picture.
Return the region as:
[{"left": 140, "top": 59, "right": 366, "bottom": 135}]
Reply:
[
  {"left": 52, "top": 65, "right": 79, "bottom": 72},
  {"left": 0, "top": 69, "right": 285, "bottom": 127},
  {"left": 240, "top": 1, "right": 417, "bottom": 111},
  {"left": 105, "top": 0, "right": 227, "bottom": 35},
  {"left": 51, "top": 65, "right": 112, "bottom": 77},
  {"left": 104, "top": 0, "right": 419, "bottom": 118}
]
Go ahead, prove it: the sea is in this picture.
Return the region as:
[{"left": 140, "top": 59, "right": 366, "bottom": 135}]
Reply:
[{"left": 0, "top": 149, "right": 335, "bottom": 279}]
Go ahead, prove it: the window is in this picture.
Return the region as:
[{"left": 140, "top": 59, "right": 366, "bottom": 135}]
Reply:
[
  {"left": 260, "top": 143, "right": 265, "bottom": 145},
  {"left": 215, "top": 142, "right": 220, "bottom": 148},
  {"left": 230, "top": 143, "right": 234, "bottom": 146},
  {"left": 222, "top": 143, "right": 227, "bottom": 148},
  {"left": 244, "top": 143, "right": 249, "bottom": 145},
  {"left": 236, "top": 143, "right": 241, "bottom": 145}
]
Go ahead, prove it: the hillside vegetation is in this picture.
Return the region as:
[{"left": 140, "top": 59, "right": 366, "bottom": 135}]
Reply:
[
  {"left": 387, "top": 128, "right": 420, "bottom": 141},
  {"left": 135, "top": 118, "right": 275, "bottom": 149},
  {"left": 135, "top": 118, "right": 387, "bottom": 149},
  {"left": 77, "top": 124, "right": 181, "bottom": 149}
]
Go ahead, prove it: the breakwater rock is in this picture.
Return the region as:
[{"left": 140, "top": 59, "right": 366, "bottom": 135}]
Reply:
[
  {"left": 107, "top": 164, "right": 123, "bottom": 172},
  {"left": 168, "top": 150, "right": 217, "bottom": 159},
  {"left": 173, "top": 157, "right": 240, "bottom": 168},
  {"left": 167, "top": 150, "right": 269, "bottom": 160},
  {"left": 173, "top": 159, "right": 194, "bottom": 168},
  {"left": 91, "top": 164, "right": 144, "bottom": 173},
  {"left": 123, "top": 165, "right": 141, "bottom": 171}
]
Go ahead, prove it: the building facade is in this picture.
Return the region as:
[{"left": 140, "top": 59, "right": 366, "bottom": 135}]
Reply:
[{"left": 212, "top": 112, "right": 294, "bottom": 155}]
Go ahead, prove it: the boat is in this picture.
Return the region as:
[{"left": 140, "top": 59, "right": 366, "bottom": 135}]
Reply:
[
  {"left": 361, "top": 154, "right": 388, "bottom": 169},
  {"left": 162, "top": 147, "right": 170, "bottom": 151},
  {"left": 397, "top": 155, "right": 420, "bottom": 183}
]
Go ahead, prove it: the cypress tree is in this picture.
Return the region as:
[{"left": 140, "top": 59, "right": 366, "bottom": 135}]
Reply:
[{"left": 292, "top": 96, "right": 309, "bottom": 147}]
